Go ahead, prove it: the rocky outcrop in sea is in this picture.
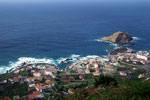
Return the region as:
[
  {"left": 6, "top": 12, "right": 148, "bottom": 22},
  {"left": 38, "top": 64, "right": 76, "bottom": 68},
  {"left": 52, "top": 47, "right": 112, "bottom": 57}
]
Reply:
[{"left": 101, "top": 31, "right": 134, "bottom": 46}]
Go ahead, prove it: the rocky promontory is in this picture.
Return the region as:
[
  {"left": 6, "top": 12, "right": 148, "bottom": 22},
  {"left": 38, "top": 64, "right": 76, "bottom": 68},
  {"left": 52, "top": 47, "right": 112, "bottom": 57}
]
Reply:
[{"left": 101, "top": 31, "right": 134, "bottom": 45}]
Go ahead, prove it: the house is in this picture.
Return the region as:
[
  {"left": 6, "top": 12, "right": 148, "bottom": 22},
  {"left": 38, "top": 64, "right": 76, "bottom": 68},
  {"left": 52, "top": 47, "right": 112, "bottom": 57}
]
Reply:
[
  {"left": 14, "top": 70, "right": 20, "bottom": 74},
  {"left": 44, "top": 76, "right": 52, "bottom": 80},
  {"left": 33, "top": 72, "right": 41, "bottom": 77},
  {"left": 26, "top": 77, "right": 35, "bottom": 82},
  {"left": 45, "top": 80, "right": 55, "bottom": 86},
  {"left": 34, "top": 76, "right": 42, "bottom": 80},
  {"left": 35, "top": 83, "right": 46, "bottom": 92},
  {"left": 69, "top": 76, "right": 75, "bottom": 81},
  {"left": 136, "top": 51, "right": 150, "bottom": 62},
  {"left": 53, "top": 70, "right": 58, "bottom": 74},
  {"left": 119, "top": 71, "right": 127, "bottom": 76},
  {"left": 8, "top": 78, "right": 13, "bottom": 83},
  {"left": 93, "top": 72, "right": 101, "bottom": 76},
  {"left": 44, "top": 69, "right": 53, "bottom": 76},
  {"left": 68, "top": 88, "right": 73, "bottom": 94},
  {"left": 79, "top": 74, "right": 84, "bottom": 79},
  {"left": 77, "top": 68, "right": 83, "bottom": 73},
  {"left": 138, "top": 74, "right": 145, "bottom": 78},
  {"left": 4, "top": 96, "right": 10, "bottom": 100},
  {"left": 127, "top": 48, "right": 133, "bottom": 53},
  {"left": 91, "top": 63, "right": 99, "bottom": 68},
  {"left": 0, "top": 80, "right": 7, "bottom": 83},
  {"left": 13, "top": 77, "right": 20, "bottom": 82},
  {"left": 56, "top": 92, "right": 61, "bottom": 96},
  {"left": 85, "top": 68, "right": 90, "bottom": 74},
  {"left": 139, "top": 59, "right": 147, "bottom": 65},
  {"left": 95, "top": 67, "right": 100, "bottom": 72},
  {"left": 29, "top": 83, "right": 35, "bottom": 87},
  {"left": 18, "top": 75, "right": 22, "bottom": 79},
  {"left": 28, "top": 91, "right": 44, "bottom": 100},
  {"left": 14, "top": 95, "right": 20, "bottom": 99}
]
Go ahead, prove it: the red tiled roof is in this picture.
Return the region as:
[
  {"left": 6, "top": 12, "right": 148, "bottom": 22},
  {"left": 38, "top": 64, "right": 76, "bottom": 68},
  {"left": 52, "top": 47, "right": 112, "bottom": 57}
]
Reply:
[
  {"left": 4, "top": 96, "right": 10, "bottom": 100},
  {"left": 14, "top": 77, "right": 19, "bottom": 81},
  {"left": 64, "top": 80, "right": 70, "bottom": 82},
  {"left": 92, "top": 62, "right": 98, "bottom": 65},
  {"left": 93, "top": 72, "right": 101, "bottom": 75},
  {"left": 15, "top": 95, "right": 20, "bottom": 98},
  {"left": 45, "top": 69, "right": 50, "bottom": 72},
  {"left": 18, "top": 75, "right": 22, "bottom": 78},
  {"left": 96, "top": 67, "right": 99, "bottom": 71},
  {"left": 56, "top": 92, "right": 61, "bottom": 95},
  {"left": 120, "top": 71, "right": 126, "bottom": 73},
  {"left": 34, "top": 72, "right": 39, "bottom": 74},
  {"left": 27, "top": 77, "right": 34, "bottom": 80},
  {"left": 36, "top": 83, "right": 46, "bottom": 89},
  {"left": 53, "top": 70, "right": 57, "bottom": 73},
  {"left": 34, "top": 76, "right": 42, "bottom": 79},
  {"left": 28, "top": 91, "right": 41, "bottom": 99}
]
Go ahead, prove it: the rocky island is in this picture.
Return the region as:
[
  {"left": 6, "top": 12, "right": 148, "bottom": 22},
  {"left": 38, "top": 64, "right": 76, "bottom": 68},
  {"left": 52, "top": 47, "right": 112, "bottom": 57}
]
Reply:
[{"left": 101, "top": 31, "right": 134, "bottom": 46}]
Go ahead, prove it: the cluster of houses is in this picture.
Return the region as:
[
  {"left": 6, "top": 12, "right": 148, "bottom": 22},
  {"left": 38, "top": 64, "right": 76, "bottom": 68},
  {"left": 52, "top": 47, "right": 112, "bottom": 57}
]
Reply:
[
  {"left": 3, "top": 64, "right": 59, "bottom": 100},
  {"left": 1, "top": 49, "right": 150, "bottom": 99},
  {"left": 67, "top": 48, "right": 150, "bottom": 79},
  {"left": 67, "top": 58, "right": 102, "bottom": 76}
]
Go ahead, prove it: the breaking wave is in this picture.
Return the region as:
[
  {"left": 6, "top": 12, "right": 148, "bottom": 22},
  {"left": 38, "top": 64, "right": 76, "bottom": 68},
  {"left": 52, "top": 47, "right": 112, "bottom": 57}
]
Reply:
[
  {"left": 0, "top": 54, "right": 100, "bottom": 74},
  {"left": 132, "top": 37, "right": 141, "bottom": 41}
]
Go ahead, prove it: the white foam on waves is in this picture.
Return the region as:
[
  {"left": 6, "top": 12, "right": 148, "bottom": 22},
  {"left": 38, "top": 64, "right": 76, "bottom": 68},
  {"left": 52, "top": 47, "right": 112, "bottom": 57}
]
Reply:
[
  {"left": 79, "top": 55, "right": 99, "bottom": 60},
  {"left": 0, "top": 57, "right": 56, "bottom": 74},
  {"left": 132, "top": 37, "right": 141, "bottom": 41},
  {"left": 0, "top": 54, "right": 100, "bottom": 74},
  {"left": 56, "top": 54, "right": 81, "bottom": 64}
]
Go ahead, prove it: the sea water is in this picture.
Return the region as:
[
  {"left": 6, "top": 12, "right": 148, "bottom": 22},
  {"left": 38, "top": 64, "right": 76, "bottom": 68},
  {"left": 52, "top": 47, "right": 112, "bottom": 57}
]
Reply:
[{"left": 0, "top": 1, "right": 150, "bottom": 73}]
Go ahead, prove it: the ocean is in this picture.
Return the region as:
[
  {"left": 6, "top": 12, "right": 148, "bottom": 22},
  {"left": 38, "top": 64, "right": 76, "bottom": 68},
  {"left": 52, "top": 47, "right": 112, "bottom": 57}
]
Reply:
[{"left": 0, "top": 1, "right": 150, "bottom": 74}]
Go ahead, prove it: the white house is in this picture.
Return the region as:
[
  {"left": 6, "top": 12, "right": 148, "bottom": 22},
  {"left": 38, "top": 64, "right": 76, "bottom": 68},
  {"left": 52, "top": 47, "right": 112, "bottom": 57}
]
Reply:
[
  {"left": 136, "top": 51, "right": 150, "bottom": 61},
  {"left": 33, "top": 72, "right": 41, "bottom": 77},
  {"left": 26, "top": 77, "right": 35, "bottom": 82},
  {"left": 138, "top": 74, "right": 145, "bottom": 78},
  {"left": 28, "top": 91, "right": 44, "bottom": 100},
  {"left": 44, "top": 69, "right": 53, "bottom": 76},
  {"left": 119, "top": 71, "right": 127, "bottom": 76},
  {"left": 85, "top": 68, "right": 90, "bottom": 74}
]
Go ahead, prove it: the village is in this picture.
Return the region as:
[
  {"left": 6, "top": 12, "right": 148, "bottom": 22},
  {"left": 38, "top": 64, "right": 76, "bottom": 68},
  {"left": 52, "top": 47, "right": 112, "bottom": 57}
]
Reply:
[{"left": 0, "top": 47, "right": 150, "bottom": 100}]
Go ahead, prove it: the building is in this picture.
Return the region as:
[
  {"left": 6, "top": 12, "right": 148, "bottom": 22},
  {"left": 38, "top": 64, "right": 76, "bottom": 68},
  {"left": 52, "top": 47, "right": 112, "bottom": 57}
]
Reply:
[
  {"left": 26, "top": 77, "right": 35, "bottom": 82},
  {"left": 93, "top": 72, "right": 101, "bottom": 76},
  {"left": 136, "top": 51, "right": 150, "bottom": 61},
  {"left": 119, "top": 71, "right": 127, "bottom": 76},
  {"left": 28, "top": 91, "right": 44, "bottom": 100},
  {"left": 85, "top": 68, "right": 90, "bottom": 74},
  {"left": 44, "top": 69, "right": 53, "bottom": 76},
  {"left": 33, "top": 72, "right": 41, "bottom": 77},
  {"left": 68, "top": 88, "right": 73, "bottom": 94},
  {"left": 95, "top": 67, "right": 100, "bottom": 72},
  {"left": 91, "top": 63, "right": 99, "bottom": 68},
  {"left": 138, "top": 74, "right": 145, "bottom": 78},
  {"left": 79, "top": 74, "right": 84, "bottom": 79},
  {"left": 35, "top": 83, "right": 46, "bottom": 92}
]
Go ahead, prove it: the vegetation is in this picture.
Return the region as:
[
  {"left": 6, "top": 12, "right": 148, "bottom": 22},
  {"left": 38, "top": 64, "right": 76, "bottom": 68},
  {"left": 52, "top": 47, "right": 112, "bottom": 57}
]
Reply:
[
  {"left": 0, "top": 82, "right": 28, "bottom": 99},
  {"left": 94, "top": 75, "right": 118, "bottom": 87},
  {"left": 64, "top": 75, "right": 150, "bottom": 100}
]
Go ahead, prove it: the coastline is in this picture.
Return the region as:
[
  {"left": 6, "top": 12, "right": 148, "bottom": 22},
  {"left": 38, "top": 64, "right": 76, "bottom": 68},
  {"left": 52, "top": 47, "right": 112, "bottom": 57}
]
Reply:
[{"left": 0, "top": 36, "right": 144, "bottom": 74}]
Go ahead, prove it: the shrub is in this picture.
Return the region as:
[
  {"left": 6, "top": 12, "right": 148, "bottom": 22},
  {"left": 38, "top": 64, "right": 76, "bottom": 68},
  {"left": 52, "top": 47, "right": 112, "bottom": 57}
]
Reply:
[{"left": 94, "top": 75, "right": 118, "bottom": 87}]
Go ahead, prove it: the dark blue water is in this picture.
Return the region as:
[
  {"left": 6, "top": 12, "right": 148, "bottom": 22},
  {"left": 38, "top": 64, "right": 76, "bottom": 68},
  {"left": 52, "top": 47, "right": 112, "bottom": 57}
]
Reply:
[{"left": 0, "top": 1, "right": 150, "bottom": 73}]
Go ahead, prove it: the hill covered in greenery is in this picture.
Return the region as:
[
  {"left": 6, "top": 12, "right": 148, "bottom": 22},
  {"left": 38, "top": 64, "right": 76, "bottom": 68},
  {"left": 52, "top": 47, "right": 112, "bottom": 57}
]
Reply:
[{"left": 64, "top": 75, "right": 150, "bottom": 100}]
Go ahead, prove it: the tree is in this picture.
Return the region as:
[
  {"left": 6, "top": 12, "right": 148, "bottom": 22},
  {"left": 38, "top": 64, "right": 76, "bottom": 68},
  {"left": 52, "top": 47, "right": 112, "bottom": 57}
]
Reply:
[{"left": 94, "top": 75, "right": 118, "bottom": 87}]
